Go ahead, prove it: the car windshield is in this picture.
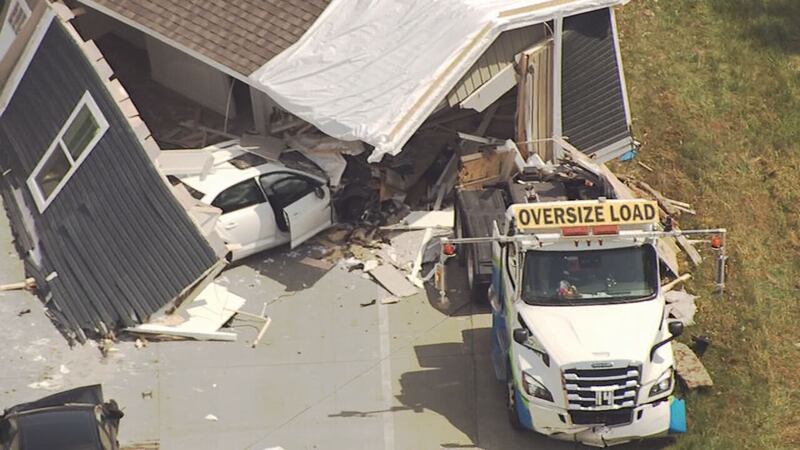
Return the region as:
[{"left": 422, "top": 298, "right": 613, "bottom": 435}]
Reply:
[
  {"left": 13, "top": 409, "right": 102, "bottom": 450},
  {"left": 521, "top": 245, "right": 658, "bottom": 305}
]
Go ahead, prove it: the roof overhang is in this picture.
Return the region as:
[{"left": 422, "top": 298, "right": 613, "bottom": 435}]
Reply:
[{"left": 250, "top": 0, "right": 630, "bottom": 162}]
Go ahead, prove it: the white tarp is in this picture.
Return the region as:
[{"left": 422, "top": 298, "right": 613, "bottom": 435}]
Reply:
[{"left": 250, "top": 0, "right": 629, "bottom": 162}]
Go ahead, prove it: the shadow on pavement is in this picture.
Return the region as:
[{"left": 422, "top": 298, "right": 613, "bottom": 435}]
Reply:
[
  {"left": 238, "top": 243, "right": 332, "bottom": 292},
  {"left": 395, "top": 328, "right": 676, "bottom": 450}
]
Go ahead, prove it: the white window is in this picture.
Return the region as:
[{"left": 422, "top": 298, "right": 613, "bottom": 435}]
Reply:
[
  {"left": 7, "top": 1, "right": 29, "bottom": 34},
  {"left": 27, "top": 92, "right": 109, "bottom": 212}
]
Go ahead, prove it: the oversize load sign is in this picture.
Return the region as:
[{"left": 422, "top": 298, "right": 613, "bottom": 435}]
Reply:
[{"left": 512, "top": 200, "right": 659, "bottom": 230}]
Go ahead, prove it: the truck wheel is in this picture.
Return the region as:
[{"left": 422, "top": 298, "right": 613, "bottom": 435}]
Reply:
[
  {"left": 466, "top": 246, "right": 488, "bottom": 303},
  {"left": 507, "top": 365, "right": 524, "bottom": 430},
  {"left": 454, "top": 208, "right": 465, "bottom": 267}
]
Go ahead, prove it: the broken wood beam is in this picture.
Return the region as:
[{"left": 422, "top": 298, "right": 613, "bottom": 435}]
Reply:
[
  {"left": 0, "top": 278, "right": 36, "bottom": 291},
  {"left": 662, "top": 273, "right": 692, "bottom": 293},
  {"left": 630, "top": 180, "right": 681, "bottom": 216},
  {"left": 675, "top": 233, "right": 703, "bottom": 266}
]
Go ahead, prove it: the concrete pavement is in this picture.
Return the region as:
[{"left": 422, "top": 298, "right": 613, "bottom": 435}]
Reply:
[{"left": 0, "top": 196, "right": 661, "bottom": 449}]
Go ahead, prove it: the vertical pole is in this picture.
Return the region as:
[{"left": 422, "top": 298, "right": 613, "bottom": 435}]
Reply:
[
  {"left": 515, "top": 53, "right": 530, "bottom": 160},
  {"left": 552, "top": 16, "right": 564, "bottom": 161}
]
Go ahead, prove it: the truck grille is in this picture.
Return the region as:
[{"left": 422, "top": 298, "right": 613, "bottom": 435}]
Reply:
[{"left": 562, "top": 362, "right": 641, "bottom": 412}]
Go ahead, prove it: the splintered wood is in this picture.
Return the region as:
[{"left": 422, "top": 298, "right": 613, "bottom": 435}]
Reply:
[{"left": 621, "top": 176, "right": 703, "bottom": 267}]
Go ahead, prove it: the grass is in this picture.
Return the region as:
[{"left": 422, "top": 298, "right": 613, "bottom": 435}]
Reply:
[{"left": 613, "top": 1, "right": 800, "bottom": 448}]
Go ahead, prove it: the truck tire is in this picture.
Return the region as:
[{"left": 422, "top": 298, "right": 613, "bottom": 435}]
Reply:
[
  {"left": 466, "top": 245, "right": 488, "bottom": 303},
  {"left": 454, "top": 204, "right": 465, "bottom": 267},
  {"left": 507, "top": 362, "right": 525, "bottom": 430}
]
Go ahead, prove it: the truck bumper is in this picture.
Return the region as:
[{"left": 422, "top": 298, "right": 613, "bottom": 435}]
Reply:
[{"left": 523, "top": 399, "right": 671, "bottom": 447}]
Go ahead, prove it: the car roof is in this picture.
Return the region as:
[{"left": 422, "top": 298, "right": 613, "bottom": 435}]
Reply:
[{"left": 177, "top": 142, "right": 326, "bottom": 201}]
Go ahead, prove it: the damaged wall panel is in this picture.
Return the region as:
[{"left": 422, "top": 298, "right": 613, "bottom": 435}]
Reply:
[
  {"left": 0, "top": 19, "right": 217, "bottom": 340},
  {"left": 561, "top": 7, "right": 633, "bottom": 161}
]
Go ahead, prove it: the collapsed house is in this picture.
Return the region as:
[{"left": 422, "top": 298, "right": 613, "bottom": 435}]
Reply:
[
  {"left": 0, "top": 0, "right": 639, "bottom": 341},
  {"left": 0, "top": 2, "right": 222, "bottom": 341}
]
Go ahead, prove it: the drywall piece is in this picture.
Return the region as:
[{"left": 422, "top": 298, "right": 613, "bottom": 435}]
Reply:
[
  {"left": 385, "top": 210, "right": 454, "bottom": 230},
  {"left": 664, "top": 290, "right": 697, "bottom": 326},
  {"left": 369, "top": 264, "right": 418, "bottom": 298},
  {"left": 157, "top": 150, "right": 215, "bottom": 177},
  {"left": 240, "top": 133, "right": 286, "bottom": 161},
  {"left": 461, "top": 63, "right": 517, "bottom": 112},
  {"left": 673, "top": 342, "right": 713, "bottom": 389},
  {"left": 127, "top": 282, "right": 245, "bottom": 341}
]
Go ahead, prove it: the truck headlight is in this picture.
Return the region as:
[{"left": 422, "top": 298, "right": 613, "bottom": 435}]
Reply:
[
  {"left": 649, "top": 367, "right": 674, "bottom": 397},
  {"left": 522, "top": 372, "right": 553, "bottom": 402}
]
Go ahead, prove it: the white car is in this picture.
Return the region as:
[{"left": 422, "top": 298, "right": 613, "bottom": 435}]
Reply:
[{"left": 174, "top": 143, "right": 333, "bottom": 261}]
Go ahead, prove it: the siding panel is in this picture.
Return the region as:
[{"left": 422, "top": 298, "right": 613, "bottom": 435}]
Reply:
[
  {"left": 0, "top": 21, "right": 216, "bottom": 340},
  {"left": 561, "top": 8, "right": 632, "bottom": 160}
]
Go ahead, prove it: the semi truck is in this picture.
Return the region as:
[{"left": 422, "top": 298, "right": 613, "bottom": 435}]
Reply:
[{"left": 437, "top": 148, "right": 726, "bottom": 447}]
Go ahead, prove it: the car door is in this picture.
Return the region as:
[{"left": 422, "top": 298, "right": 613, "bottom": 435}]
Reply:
[
  {"left": 211, "top": 178, "right": 281, "bottom": 260},
  {"left": 259, "top": 172, "right": 332, "bottom": 249}
]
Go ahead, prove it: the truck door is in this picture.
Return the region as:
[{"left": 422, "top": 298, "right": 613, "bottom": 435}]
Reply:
[{"left": 259, "top": 172, "right": 332, "bottom": 249}]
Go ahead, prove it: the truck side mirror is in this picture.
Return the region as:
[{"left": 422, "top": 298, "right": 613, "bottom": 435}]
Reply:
[
  {"left": 650, "top": 321, "right": 685, "bottom": 361},
  {"left": 668, "top": 321, "right": 684, "bottom": 338},
  {"left": 513, "top": 328, "right": 529, "bottom": 345}
]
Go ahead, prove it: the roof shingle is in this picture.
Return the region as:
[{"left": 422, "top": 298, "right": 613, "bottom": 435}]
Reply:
[{"left": 85, "top": 0, "right": 331, "bottom": 75}]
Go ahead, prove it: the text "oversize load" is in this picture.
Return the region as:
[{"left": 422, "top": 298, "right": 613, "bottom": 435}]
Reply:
[{"left": 512, "top": 200, "right": 659, "bottom": 230}]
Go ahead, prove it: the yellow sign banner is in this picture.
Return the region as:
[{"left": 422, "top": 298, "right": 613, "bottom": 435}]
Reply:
[{"left": 511, "top": 199, "right": 659, "bottom": 230}]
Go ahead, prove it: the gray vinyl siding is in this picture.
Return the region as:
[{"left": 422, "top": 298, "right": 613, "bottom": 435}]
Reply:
[
  {"left": 561, "top": 8, "right": 632, "bottom": 159},
  {"left": 0, "top": 21, "right": 216, "bottom": 340}
]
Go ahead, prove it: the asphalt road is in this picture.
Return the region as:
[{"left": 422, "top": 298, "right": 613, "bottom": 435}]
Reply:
[{"left": 0, "top": 204, "right": 662, "bottom": 449}]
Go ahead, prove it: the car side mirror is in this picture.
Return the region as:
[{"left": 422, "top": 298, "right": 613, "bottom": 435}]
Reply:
[
  {"left": 314, "top": 186, "right": 325, "bottom": 199},
  {"left": 513, "top": 328, "right": 529, "bottom": 345},
  {"left": 668, "top": 321, "right": 684, "bottom": 338}
]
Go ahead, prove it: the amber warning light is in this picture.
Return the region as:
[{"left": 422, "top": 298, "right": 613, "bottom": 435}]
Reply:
[{"left": 442, "top": 243, "right": 457, "bottom": 256}]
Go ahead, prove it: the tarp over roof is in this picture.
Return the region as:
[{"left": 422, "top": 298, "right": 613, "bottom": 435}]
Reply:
[{"left": 251, "top": 0, "right": 630, "bottom": 162}]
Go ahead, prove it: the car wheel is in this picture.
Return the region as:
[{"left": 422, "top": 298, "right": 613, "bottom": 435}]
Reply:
[{"left": 507, "top": 364, "right": 524, "bottom": 430}]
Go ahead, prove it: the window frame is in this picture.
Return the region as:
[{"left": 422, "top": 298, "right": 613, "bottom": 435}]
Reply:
[
  {"left": 27, "top": 91, "right": 109, "bottom": 213},
  {"left": 7, "top": 1, "right": 30, "bottom": 34}
]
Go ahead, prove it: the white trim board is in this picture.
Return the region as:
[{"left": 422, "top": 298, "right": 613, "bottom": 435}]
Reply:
[
  {"left": 551, "top": 15, "right": 564, "bottom": 161},
  {"left": 0, "top": 8, "right": 55, "bottom": 116},
  {"left": 609, "top": 8, "right": 632, "bottom": 127}
]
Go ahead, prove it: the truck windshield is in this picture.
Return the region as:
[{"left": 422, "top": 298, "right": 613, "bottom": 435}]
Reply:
[{"left": 521, "top": 245, "right": 658, "bottom": 305}]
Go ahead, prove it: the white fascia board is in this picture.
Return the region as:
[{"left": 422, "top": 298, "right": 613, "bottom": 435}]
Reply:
[
  {"left": 460, "top": 63, "right": 517, "bottom": 112},
  {"left": 588, "top": 136, "right": 635, "bottom": 163},
  {"left": 0, "top": 8, "right": 55, "bottom": 116},
  {"left": 551, "top": 15, "right": 564, "bottom": 161},
  {"left": 609, "top": 7, "right": 632, "bottom": 126},
  {"left": 77, "top": 0, "right": 255, "bottom": 87}
]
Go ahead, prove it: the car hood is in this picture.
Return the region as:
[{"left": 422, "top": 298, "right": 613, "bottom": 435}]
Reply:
[{"left": 518, "top": 298, "right": 664, "bottom": 365}]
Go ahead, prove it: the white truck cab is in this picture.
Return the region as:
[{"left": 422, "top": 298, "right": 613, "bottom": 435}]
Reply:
[{"left": 440, "top": 198, "right": 726, "bottom": 447}]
